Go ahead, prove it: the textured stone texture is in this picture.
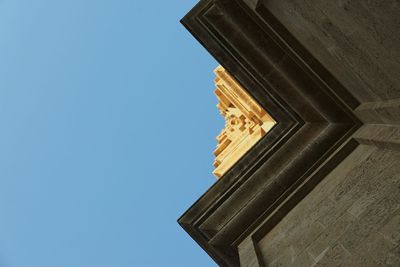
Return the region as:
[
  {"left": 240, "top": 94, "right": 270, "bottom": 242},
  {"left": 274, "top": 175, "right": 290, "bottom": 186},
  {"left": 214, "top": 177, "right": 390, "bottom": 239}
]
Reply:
[
  {"left": 257, "top": 146, "right": 400, "bottom": 266},
  {"left": 179, "top": 0, "right": 400, "bottom": 266},
  {"left": 260, "top": 0, "right": 400, "bottom": 103}
]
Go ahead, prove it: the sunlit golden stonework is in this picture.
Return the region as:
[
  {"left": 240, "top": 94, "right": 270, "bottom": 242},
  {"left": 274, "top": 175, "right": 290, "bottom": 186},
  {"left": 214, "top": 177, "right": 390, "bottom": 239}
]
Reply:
[{"left": 213, "top": 66, "right": 276, "bottom": 178}]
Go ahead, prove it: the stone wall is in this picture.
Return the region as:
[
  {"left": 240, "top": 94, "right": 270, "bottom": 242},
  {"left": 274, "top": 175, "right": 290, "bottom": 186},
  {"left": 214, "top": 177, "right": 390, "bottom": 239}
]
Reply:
[
  {"left": 179, "top": 1, "right": 400, "bottom": 265},
  {"left": 244, "top": 2, "right": 400, "bottom": 265},
  {"left": 253, "top": 144, "right": 400, "bottom": 266},
  {"left": 259, "top": 0, "right": 400, "bottom": 103}
]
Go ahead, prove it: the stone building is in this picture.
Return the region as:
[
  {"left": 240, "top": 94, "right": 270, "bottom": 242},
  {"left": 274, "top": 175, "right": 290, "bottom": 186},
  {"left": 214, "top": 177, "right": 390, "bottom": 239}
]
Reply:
[{"left": 178, "top": 0, "right": 400, "bottom": 266}]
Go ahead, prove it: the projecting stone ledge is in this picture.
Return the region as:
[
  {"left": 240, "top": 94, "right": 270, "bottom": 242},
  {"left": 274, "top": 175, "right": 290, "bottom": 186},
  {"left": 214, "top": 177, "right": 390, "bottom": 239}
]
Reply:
[{"left": 213, "top": 66, "right": 276, "bottom": 178}]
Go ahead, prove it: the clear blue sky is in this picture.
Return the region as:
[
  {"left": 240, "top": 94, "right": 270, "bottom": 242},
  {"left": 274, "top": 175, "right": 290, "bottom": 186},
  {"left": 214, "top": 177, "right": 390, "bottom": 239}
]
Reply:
[{"left": 0, "top": 1, "right": 221, "bottom": 266}]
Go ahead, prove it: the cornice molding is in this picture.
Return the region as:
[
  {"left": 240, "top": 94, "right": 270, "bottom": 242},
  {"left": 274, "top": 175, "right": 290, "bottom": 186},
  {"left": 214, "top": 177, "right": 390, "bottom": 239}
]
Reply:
[{"left": 179, "top": 1, "right": 361, "bottom": 266}]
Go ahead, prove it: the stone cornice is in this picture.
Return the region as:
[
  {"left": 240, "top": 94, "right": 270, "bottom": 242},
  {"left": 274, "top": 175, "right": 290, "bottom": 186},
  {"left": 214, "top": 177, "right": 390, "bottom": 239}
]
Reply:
[{"left": 179, "top": 1, "right": 361, "bottom": 266}]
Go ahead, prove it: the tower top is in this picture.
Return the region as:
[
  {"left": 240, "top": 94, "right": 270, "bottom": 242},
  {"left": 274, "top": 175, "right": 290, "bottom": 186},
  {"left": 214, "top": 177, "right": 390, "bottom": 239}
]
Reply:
[{"left": 213, "top": 66, "right": 276, "bottom": 178}]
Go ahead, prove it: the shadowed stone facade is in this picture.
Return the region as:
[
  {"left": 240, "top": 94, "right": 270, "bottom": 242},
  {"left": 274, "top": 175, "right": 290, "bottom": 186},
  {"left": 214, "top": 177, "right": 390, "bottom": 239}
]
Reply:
[{"left": 179, "top": 1, "right": 400, "bottom": 266}]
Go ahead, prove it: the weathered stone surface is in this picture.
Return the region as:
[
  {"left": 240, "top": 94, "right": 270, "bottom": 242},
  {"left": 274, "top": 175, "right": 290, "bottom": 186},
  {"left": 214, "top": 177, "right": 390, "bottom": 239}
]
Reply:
[
  {"left": 355, "top": 98, "right": 400, "bottom": 124},
  {"left": 260, "top": 0, "right": 400, "bottom": 102},
  {"left": 306, "top": 212, "right": 355, "bottom": 260},
  {"left": 313, "top": 243, "right": 351, "bottom": 267},
  {"left": 179, "top": 0, "right": 400, "bottom": 266},
  {"left": 257, "top": 148, "right": 400, "bottom": 266},
  {"left": 238, "top": 237, "right": 260, "bottom": 267},
  {"left": 354, "top": 232, "right": 400, "bottom": 267},
  {"left": 379, "top": 210, "right": 400, "bottom": 245}
]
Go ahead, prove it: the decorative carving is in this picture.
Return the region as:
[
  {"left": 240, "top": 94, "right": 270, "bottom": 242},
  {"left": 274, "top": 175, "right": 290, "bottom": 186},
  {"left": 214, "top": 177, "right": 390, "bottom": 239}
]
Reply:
[{"left": 213, "top": 66, "right": 276, "bottom": 178}]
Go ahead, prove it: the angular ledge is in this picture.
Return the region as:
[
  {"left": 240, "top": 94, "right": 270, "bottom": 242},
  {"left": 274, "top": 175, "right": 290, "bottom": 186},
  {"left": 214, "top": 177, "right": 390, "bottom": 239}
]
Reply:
[{"left": 179, "top": 0, "right": 362, "bottom": 266}]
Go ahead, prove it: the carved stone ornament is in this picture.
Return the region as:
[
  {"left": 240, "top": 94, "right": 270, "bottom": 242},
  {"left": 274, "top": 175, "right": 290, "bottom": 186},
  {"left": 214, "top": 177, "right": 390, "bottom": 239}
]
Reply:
[{"left": 213, "top": 66, "right": 276, "bottom": 178}]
